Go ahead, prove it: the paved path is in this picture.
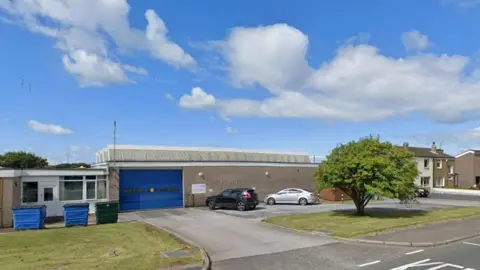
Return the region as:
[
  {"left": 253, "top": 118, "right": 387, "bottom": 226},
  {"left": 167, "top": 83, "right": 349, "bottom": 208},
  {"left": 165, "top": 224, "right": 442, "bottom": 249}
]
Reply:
[
  {"left": 357, "top": 217, "right": 480, "bottom": 243},
  {"left": 368, "top": 236, "right": 480, "bottom": 269},
  {"left": 121, "top": 208, "right": 336, "bottom": 262}
]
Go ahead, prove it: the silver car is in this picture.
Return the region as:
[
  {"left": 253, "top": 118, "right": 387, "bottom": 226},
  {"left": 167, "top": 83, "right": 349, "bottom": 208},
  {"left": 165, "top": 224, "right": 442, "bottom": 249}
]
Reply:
[{"left": 264, "top": 188, "right": 317, "bottom": 206}]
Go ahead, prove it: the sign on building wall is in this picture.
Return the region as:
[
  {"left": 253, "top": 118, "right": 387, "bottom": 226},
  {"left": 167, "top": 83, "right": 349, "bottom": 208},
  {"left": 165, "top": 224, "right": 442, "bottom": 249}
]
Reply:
[{"left": 191, "top": 184, "right": 206, "bottom": 194}]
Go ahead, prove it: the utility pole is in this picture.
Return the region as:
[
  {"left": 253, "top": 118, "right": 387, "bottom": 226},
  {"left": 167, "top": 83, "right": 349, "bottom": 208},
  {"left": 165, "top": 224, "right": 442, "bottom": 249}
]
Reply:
[
  {"left": 66, "top": 147, "right": 71, "bottom": 164},
  {"left": 113, "top": 121, "right": 117, "bottom": 169}
]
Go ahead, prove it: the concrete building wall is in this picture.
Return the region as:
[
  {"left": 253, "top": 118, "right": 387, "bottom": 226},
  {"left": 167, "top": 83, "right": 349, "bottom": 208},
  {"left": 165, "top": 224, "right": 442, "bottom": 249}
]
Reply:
[
  {"left": 182, "top": 166, "right": 317, "bottom": 207},
  {"left": 415, "top": 157, "right": 434, "bottom": 188},
  {"left": 433, "top": 158, "right": 454, "bottom": 188},
  {"left": 455, "top": 153, "right": 475, "bottom": 188},
  {"left": 108, "top": 168, "right": 119, "bottom": 201}
]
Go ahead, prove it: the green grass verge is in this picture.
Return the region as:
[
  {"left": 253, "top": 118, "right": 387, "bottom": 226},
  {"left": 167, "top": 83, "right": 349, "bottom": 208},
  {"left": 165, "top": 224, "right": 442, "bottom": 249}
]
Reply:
[
  {"left": 265, "top": 207, "right": 480, "bottom": 238},
  {"left": 0, "top": 222, "right": 202, "bottom": 270}
]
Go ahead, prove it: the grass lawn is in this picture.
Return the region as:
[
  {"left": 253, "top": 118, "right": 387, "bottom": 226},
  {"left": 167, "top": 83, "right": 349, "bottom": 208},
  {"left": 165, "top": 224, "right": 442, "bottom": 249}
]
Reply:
[
  {"left": 0, "top": 222, "right": 202, "bottom": 270},
  {"left": 265, "top": 207, "right": 480, "bottom": 238}
]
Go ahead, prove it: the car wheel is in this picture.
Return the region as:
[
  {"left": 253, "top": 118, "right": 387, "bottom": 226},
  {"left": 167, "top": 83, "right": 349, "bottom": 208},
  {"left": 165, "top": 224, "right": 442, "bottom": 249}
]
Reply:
[
  {"left": 251, "top": 205, "right": 256, "bottom": 210},
  {"left": 208, "top": 201, "right": 216, "bottom": 210},
  {"left": 267, "top": 198, "right": 275, "bottom": 205},
  {"left": 237, "top": 201, "right": 246, "bottom": 211},
  {"left": 299, "top": 198, "right": 308, "bottom": 206}
]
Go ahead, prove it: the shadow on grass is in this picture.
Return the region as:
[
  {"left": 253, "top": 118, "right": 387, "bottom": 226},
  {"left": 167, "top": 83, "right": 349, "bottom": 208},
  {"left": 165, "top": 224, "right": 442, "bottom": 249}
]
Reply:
[{"left": 330, "top": 207, "right": 429, "bottom": 219}]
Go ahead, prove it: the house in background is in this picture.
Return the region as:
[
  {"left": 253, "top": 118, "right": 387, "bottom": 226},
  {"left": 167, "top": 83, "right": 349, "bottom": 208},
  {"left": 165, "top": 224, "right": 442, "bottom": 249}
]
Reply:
[
  {"left": 400, "top": 142, "right": 455, "bottom": 189},
  {"left": 454, "top": 150, "right": 480, "bottom": 188}
]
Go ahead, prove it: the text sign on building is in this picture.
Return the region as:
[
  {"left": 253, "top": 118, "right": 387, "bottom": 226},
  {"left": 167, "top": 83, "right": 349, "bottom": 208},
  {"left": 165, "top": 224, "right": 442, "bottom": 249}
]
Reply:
[{"left": 191, "top": 184, "right": 206, "bottom": 194}]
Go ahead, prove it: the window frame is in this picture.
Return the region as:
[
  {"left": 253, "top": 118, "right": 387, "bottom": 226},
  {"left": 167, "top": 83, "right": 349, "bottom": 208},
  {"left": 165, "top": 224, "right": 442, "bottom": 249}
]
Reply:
[
  {"left": 424, "top": 159, "right": 429, "bottom": 168},
  {"left": 22, "top": 182, "right": 39, "bottom": 204},
  {"left": 58, "top": 175, "right": 108, "bottom": 202},
  {"left": 436, "top": 160, "right": 442, "bottom": 169},
  {"left": 420, "top": 176, "right": 430, "bottom": 187}
]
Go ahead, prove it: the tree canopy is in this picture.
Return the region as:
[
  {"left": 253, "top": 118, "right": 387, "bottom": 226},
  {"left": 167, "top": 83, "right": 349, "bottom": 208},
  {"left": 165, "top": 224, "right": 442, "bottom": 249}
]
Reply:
[
  {"left": 51, "top": 163, "right": 91, "bottom": 169},
  {"left": 316, "top": 136, "right": 419, "bottom": 215},
  {"left": 0, "top": 151, "right": 49, "bottom": 169}
]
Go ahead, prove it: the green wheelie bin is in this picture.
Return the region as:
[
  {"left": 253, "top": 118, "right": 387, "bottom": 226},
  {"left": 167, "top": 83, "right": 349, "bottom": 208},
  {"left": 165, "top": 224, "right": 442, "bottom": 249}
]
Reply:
[{"left": 95, "top": 201, "right": 119, "bottom": 224}]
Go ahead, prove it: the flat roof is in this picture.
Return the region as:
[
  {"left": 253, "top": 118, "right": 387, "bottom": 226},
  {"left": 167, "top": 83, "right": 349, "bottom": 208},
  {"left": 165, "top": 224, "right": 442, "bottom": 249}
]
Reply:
[{"left": 96, "top": 145, "right": 312, "bottom": 164}]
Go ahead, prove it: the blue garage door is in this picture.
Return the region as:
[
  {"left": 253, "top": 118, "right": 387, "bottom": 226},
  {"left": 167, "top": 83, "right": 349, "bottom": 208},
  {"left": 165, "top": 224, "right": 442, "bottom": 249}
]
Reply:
[{"left": 119, "top": 169, "right": 183, "bottom": 212}]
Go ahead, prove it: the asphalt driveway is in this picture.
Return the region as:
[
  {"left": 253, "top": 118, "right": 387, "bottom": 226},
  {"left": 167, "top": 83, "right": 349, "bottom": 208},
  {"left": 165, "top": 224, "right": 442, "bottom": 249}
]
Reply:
[{"left": 119, "top": 208, "right": 336, "bottom": 262}]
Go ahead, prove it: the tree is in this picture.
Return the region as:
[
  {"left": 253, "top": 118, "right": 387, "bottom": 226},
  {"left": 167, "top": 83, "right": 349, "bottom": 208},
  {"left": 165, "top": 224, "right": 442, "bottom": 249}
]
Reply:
[
  {"left": 51, "top": 163, "right": 91, "bottom": 169},
  {"left": 316, "top": 136, "right": 419, "bottom": 215},
  {"left": 0, "top": 151, "right": 48, "bottom": 169}
]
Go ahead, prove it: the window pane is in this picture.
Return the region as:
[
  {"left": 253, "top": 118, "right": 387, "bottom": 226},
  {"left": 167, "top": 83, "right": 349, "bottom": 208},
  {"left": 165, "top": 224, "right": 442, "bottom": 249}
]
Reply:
[
  {"left": 22, "top": 182, "right": 38, "bottom": 203},
  {"left": 62, "top": 176, "right": 83, "bottom": 180},
  {"left": 86, "top": 175, "right": 96, "bottom": 180},
  {"left": 43, "top": 187, "right": 53, "bottom": 202},
  {"left": 97, "top": 175, "right": 107, "bottom": 180},
  {"left": 86, "top": 182, "right": 96, "bottom": 199},
  {"left": 97, "top": 181, "right": 107, "bottom": 199},
  {"left": 159, "top": 187, "right": 168, "bottom": 192},
  {"left": 59, "top": 181, "right": 83, "bottom": 201}
]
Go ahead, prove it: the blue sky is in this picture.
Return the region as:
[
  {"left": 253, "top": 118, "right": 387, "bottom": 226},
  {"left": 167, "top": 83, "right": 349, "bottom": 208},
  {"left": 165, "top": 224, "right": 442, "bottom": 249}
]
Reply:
[{"left": 1, "top": 0, "right": 480, "bottom": 164}]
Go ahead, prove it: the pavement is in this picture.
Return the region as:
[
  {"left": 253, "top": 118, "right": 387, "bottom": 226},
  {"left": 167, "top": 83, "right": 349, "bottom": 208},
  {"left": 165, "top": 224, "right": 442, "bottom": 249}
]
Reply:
[
  {"left": 368, "top": 236, "right": 480, "bottom": 269},
  {"left": 119, "top": 208, "right": 337, "bottom": 262}
]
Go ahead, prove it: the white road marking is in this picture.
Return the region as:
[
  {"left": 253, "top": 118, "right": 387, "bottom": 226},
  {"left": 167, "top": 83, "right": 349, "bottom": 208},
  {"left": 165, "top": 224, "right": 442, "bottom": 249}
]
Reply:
[
  {"left": 390, "top": 259, "right": 443, "bottom": 270},
  {"left": 358, "top": 260, "right": 381, "bottom": 267},
  {"left": 463, "top": 241, "right": 480, "bottom": 247},
  {"left": 405, "top": 249, "right": 424, "bottom": 255},
  {"left": 426, "top": 263, "right": 464, "bottom": 269}
]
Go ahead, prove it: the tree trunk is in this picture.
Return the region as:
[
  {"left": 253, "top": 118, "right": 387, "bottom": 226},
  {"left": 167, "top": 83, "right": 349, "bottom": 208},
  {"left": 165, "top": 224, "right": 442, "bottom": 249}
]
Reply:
[
  {"left": 356, "top": 203, "right": 365, "bottom": 215},
  {"left": 351, "top": 195, "right": 365, "bottom": 215}
]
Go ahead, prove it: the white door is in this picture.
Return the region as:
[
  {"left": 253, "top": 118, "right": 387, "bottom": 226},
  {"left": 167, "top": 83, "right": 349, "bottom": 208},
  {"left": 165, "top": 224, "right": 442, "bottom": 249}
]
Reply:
[{"left": 38, "top": 182, "right": 62, "bottom": 217}]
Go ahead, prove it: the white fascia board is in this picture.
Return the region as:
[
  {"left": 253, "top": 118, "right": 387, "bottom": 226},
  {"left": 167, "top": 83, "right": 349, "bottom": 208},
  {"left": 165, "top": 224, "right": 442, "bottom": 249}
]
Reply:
[
  {"left": 8, "top": 169, "right": 106, "bottom": 177},
  {"left": 455, "top": 150, "right": 475, "bottom": 158},
  {"left": 0, "top": 169, "right": 21, "bottom": 177},
  {"left": 99, "top": 161, "right": 318, "bottom": 168}
]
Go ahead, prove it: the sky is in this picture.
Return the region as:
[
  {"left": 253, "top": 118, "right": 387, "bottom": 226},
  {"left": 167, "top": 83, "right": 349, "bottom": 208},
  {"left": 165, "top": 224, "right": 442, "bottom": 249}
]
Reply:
[{"left": 1, "top": 0, "right": 480, "bottom": 164}]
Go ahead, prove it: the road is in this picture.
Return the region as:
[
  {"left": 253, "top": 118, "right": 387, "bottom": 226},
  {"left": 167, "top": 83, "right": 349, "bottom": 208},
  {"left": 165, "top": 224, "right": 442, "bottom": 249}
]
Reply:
[
  {"left": 430, "top": 193, "right": 480, "bottom": 202},
  {"left": 367, "top": 236, "right": 480, "bottom": 269},
  {"left": 213, "top": 242, "right": 416, "bottom": 270}
]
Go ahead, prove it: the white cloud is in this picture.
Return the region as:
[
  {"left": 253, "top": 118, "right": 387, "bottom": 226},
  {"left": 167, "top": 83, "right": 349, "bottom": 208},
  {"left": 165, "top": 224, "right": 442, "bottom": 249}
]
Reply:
[
  {"left": 182, "top": 24, "right": 480, "bottom": 123},
  {"left": 27, "top": 120, "right": 73, "bottom": 135},
  {"left": 226, "top": 126, "right": 238, "bottom": 134},
  {"left": 179, "top": 87, "right": 216, "bottom": 109},
  {"left": 122, "top": 65, "right": 148, "bottom": 76},
  {"left": 220, "top": 114, "right": 232, "bottom": 122},
  {"left": 401, "top": 30, "right": 430, "bottom": 51},
  {"left": 62, "top": 50, "right": 129, "bottom": 86},
  {"left": 144, "top": 10, "right": 196, "bottom": 69},
  {"left": 0, "top": 0, "right": 194, "bottom": 86},
  {"left": 165, "top": 93, "right": 174, "bottom": 100}
]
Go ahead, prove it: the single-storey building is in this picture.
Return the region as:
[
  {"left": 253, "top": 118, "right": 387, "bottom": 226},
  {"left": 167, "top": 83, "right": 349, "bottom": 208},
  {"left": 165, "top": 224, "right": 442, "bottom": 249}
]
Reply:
[
  {"left": 0, "top": 168, "right": 107, "bottom": 227},
  {"left": 0, "top": 145, "right": 318, "bottom": 227}
]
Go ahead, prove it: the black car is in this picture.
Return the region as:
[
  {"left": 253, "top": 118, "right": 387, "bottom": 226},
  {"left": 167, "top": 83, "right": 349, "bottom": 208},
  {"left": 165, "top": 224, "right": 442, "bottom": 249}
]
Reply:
[
  {"left": 206, "top": 188, "right": 259, "bottom": 211},
  {"left": 414, "top": 187, "right": 430, "bottom": 198}
]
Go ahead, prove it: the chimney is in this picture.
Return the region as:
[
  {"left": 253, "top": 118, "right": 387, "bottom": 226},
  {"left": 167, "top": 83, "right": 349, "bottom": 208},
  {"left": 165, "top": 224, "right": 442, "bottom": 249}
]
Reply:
[
  {"left": 403, "top": 142, "right": 409, "bottom": 150},
  {"left": 431, "top": 141, "right": 437, "bottom": 153}
]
